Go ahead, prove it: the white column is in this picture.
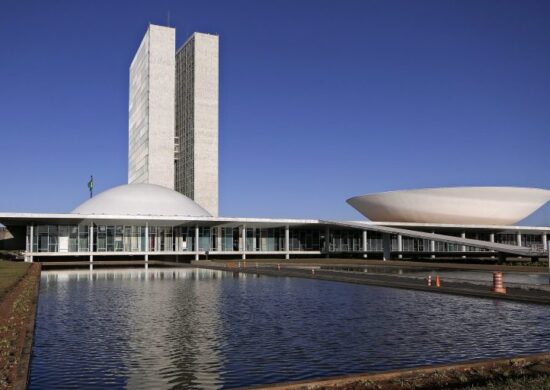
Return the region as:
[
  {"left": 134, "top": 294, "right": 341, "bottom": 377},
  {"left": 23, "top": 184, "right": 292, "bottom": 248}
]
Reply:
[
  {"left": 430, "top": 232, "right": 435, "bottom": 259},
  {"left": 490, "top": 233, "right": 496, "bottom": 258},
  {"left": 542, "top": 233, "right": 548, "bottom": 251},
  {"left": 195, "top": 224, "right": 199, "bottom": 261},
  {"left": 325, "top": 226, "right": 330, "bottom": 258},
  {"left": 516, "top": 232, "right": 522, "bottom": 247},
  {"left": 217, "top": 227, "right": 222, "bottom": 252},
  {"left": 24, "top": 226, "right": 29, "bottom": 262},
  {"left": 362, "top": 230, "right": 367, "bottom": 259},
  {"left": 241, "top": 225, "right": 246, "bottom": 259},
  {"left": 29, "top": 224, "right": 34, "bottom": 263},
  {"left": 89, "top": 223, "right": 93, "bottom": 253},
  {"left": 284, "top": 225, "right": 290, "bottom": 260},
  {"left": 397, "top": 234, "right": 403, "bottom": 259},
  {"left": 89, "top": 223, "right": 94, "bottom": 269},
  {"left": 461, "top": 232, "right": 466, "bottom": 252},
  {"left": 252, "top": 228, "right": 257, "bottom": 252},
  {"left": 382, "top": 233, "right": 390, "bottom": 261},
  {"left": 145, "top": 222, "right": 149, "bottom": 268}
]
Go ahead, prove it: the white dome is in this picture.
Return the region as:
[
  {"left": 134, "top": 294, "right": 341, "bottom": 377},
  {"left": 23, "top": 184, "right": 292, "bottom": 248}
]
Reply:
[
  {"left": 72, "top": 183, "right": 211, "bottom": 217},
  {"left": 347, "top": 187, "right": 550, "bottom": 225}
]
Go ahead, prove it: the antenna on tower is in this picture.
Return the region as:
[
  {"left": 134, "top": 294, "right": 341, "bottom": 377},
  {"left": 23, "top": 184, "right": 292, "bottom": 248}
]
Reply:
[{"left": 167, "top": 11, "right": 171, "bottom": 27}]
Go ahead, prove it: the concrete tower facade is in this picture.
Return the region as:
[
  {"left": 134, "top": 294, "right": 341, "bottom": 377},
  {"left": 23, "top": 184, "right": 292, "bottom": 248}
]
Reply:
[
  {"left": 175, "top": 33, "right": 219, "bottom": 216},
  {"left": 128, "top": 25, "right": 218, "bottom": 216},
  {"left": 128, "top": 24, "right": 175, "bottom": 189}
]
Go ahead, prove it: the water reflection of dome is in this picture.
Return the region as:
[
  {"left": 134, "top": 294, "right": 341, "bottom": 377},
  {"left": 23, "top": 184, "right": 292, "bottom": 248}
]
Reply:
[{"left": 71, "top": 183, "right": 211, "bottom": 217}]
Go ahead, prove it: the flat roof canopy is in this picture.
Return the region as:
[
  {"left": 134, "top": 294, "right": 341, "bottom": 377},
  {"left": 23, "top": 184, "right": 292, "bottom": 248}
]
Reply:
[{"left": 1, "top": 212, "right": 548, "bottom": 257}]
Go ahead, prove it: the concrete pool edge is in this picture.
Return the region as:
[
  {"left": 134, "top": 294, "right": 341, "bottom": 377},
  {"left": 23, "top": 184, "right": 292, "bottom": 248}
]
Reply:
[
  {"left": 243, "top": 352, "right": 550, "bottom": 390},
  {"left": 188, "top": 262, "right": 550, "bottom": 305}
]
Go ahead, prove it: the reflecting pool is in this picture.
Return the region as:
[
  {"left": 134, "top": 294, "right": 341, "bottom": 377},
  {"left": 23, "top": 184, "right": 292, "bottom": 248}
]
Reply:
[{"left": 30, "top": 268, "right": 550, "bottom": 389}]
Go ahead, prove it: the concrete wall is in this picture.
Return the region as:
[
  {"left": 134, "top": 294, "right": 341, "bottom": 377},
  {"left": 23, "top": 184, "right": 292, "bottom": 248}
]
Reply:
[
  {"left": 148, "top": 25, "right": 175, "bottom": 189},
  {"left": 193, "top": 33, "right": 219, "bottom": 216},
  {"left": 128, "top": 28, "right": 150, "bottom": 184},
  {"left": 128, "top": 26, "right": 217, "bottom": 210},
  {"left": 128, "top": 24, "right": 175, "bottom": 189}
]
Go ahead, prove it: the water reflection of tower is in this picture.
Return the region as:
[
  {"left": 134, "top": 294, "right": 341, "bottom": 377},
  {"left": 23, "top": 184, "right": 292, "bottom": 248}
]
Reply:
[{"left": 124, "top": 269, "right": 225, "bottom": 389}]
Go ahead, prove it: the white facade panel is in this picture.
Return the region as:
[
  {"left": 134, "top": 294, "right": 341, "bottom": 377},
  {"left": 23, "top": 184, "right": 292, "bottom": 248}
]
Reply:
[
  {"left": 128, "top": 25, "right": 175, "bottom": 189},
  {"left": 128, "top": 30, "right": 150, "bottom": 184},
  {"left": 193, "top": 33, "right": 219, "bottom": 216}
]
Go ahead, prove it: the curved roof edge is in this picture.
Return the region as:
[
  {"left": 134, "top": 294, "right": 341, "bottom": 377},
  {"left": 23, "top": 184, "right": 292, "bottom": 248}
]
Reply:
[{"left": 347, "top": 186, "right": 550, "bottom": 225}]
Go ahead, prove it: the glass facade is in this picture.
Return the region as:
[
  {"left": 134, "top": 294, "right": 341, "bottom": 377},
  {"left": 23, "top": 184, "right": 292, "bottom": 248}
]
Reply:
[
  {"left": 25, "top": 224, "right": 548, "bottom": 256},
  {"left": 32, "top": 225, "right": 90, "bottom": 253},
  {"left": 175, "top": 36, "right": 195, "bottom": 199},
  {"left": 521, "top": 234, "right": 542, "bottom": 248},
  {"left": 28, "top": 224, "right": 297, "bottom": 254},
  {"left": 329, "top": 229, "right": 363, "bottom": 252}
]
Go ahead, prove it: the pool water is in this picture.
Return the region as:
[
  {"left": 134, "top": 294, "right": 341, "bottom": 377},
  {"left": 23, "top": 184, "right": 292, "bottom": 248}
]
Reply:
[{"left": 29, "top": 268, "right": 550, "bottom": 389}]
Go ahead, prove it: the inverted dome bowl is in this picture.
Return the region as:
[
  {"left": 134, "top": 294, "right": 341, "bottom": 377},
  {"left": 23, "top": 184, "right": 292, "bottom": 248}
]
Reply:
[
  {"left": 72, "top": 183, "right": 211, "bottom": 217},
  {"left": 347, "top": 187, "right": 550, "bottom": 225}
]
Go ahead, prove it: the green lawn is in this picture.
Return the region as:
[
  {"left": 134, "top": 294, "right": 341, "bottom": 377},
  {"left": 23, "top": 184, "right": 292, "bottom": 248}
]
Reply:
[{"left": 0, "top": 261, "right": 29, "bottom": 300}]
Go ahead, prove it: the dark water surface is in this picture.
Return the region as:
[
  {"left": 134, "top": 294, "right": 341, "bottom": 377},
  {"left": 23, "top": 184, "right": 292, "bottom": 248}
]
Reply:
[
  {"left": 29, "top": 268, "right": 550, "bottom": 389},
  {"left": 324, "top": 265, "right": 550, "bottom": 285}
]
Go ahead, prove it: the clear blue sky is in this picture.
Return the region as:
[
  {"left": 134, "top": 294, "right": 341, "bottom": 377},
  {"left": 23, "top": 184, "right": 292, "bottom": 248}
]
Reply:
[{"left": 1, "top": 0, "right": 549, "bottom": 223}]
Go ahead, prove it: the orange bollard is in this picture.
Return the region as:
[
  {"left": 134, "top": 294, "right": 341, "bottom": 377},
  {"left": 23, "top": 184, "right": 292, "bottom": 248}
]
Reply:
[
  {"left": 491, "top": 272, "right": 507, "bottom": 294},
  {"left": 435, "top": 275, "right": 441, "bottom": 288},
  {"left": 427, "top": 275, "right": 432, "bottom": 286}
]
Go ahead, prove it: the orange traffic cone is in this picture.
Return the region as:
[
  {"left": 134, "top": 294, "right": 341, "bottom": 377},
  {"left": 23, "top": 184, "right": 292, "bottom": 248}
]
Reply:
[
  {"left": 491, "top": 272, "right": 507, "bottom": 294},
  {"left": 435, "top": 275, "right": 441, "bottom": 288}
]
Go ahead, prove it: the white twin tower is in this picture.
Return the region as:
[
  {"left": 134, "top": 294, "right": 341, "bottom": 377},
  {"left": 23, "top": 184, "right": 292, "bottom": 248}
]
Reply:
[{"left": 128, "top": 25, "right": 219, "bottom": 216}]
